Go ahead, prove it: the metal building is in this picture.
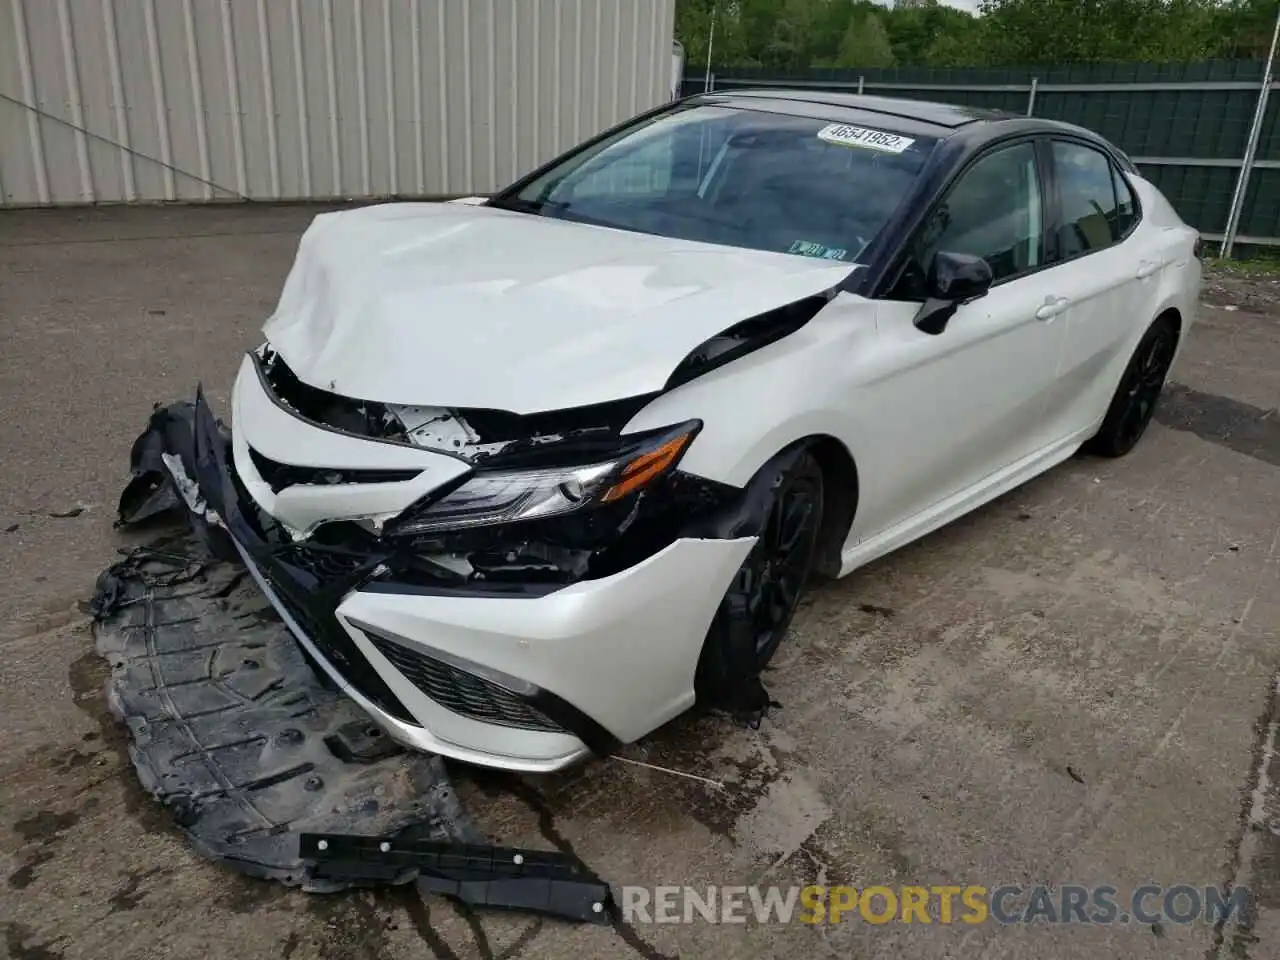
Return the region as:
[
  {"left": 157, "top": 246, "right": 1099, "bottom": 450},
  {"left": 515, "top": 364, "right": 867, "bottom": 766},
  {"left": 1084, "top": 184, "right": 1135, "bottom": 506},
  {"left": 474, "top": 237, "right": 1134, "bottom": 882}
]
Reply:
[{"left": 0, "top": 0, "right": 677, "bottom": 206}]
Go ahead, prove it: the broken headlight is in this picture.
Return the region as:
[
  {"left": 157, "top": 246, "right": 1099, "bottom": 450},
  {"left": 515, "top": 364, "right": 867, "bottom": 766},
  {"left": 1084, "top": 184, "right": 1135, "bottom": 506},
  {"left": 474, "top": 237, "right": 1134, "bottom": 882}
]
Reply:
[{"left": 385, "top": 421, "right": 701, "bottom": 537}]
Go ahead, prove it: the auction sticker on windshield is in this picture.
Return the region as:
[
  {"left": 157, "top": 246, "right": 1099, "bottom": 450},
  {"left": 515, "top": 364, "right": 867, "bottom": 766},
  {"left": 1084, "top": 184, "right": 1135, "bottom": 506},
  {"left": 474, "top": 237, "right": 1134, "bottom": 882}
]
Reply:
[{"left": 817, "top": 124, "right": 915, "bottom": 154}]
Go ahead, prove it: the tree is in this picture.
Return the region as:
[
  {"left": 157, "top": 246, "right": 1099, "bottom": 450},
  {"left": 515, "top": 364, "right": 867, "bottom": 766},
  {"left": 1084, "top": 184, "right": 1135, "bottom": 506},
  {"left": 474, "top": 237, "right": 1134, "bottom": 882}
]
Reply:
[
  {"left": 834, "top": 14, "right": 897, "bottom": 67},
  {"left": 887, "top": 0, "right": 982, "bottom": 64},
  {"left": 977, "top": 0, "right": 1219, "bottom": 65},
  {"left": 671, "top": 0, "right": 1277, "bottom": 71},
  {"left": 1211, "top": 0, "right": 1280, "bottom": 58}
]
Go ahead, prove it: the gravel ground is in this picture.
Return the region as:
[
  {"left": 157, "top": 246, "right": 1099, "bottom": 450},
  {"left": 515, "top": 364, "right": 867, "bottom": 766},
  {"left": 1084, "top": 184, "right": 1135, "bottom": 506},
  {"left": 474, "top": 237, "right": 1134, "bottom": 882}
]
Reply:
[
  {"left": 2, "top": 206, "right": 1279, "bottom": 960},
  {"left": 1201, "top": 260, "right": 1280, "bottom": 315}
]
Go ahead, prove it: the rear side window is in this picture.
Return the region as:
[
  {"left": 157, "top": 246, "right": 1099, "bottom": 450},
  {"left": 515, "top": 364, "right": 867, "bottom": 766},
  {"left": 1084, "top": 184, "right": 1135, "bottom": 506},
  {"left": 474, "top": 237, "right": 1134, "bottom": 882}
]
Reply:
[{"left": 1053, "top": 140, "right": 1130, "bottom": 257}]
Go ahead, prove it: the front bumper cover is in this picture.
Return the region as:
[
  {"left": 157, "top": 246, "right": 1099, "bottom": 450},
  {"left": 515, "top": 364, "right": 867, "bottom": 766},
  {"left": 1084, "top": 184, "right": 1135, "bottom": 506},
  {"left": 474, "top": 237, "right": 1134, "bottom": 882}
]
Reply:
[{"left": 139, "top": 390, "right": 754, "bottom": 772}]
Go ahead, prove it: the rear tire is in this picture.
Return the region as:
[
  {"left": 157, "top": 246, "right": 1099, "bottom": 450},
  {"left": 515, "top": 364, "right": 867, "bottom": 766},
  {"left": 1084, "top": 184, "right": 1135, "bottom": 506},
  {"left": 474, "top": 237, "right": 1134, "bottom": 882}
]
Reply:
[
  {"left": 695, "top": 451, "right": 824, "bottom": 718},
  {"left": 1088, "top": 315, "right": 1178, "bottom": 458}
]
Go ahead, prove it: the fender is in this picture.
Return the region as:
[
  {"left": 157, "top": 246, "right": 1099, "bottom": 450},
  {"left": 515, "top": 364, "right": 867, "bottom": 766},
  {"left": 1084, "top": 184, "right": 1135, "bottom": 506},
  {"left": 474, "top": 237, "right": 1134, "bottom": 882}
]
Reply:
[{"left": 625, "top": 295, "right": 876, "bottom": 491}]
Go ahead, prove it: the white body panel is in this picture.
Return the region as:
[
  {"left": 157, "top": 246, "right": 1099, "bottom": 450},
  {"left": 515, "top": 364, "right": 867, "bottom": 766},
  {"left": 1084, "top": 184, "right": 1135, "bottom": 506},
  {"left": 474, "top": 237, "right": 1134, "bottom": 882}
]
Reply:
[
  {"left": 226, "top": 168, "right": 1200, "bottom": 773},
  {"left": 229, "top": 527, "right": 752, "bottom": 772},
  {"left": 263, "top": 202, "right": 851, "bottom": 412}
]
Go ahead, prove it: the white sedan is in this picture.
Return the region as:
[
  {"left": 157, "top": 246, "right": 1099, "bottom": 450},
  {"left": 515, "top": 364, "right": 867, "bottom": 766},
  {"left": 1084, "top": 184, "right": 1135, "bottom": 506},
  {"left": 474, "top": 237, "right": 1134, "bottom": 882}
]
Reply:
[{"left": 178, "top": 90, "right": 1201, "bottom": 772}]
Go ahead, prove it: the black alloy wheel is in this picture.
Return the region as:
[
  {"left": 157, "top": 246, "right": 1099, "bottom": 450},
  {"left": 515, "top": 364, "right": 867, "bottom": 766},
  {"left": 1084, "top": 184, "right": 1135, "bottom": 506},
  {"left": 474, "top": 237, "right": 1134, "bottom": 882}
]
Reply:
[
  {"left": 1089, "top": 316, "right": 1178, "bottom": 458},
  {"left": 696, "top": 451, "right": 824, "bottom": 716}
]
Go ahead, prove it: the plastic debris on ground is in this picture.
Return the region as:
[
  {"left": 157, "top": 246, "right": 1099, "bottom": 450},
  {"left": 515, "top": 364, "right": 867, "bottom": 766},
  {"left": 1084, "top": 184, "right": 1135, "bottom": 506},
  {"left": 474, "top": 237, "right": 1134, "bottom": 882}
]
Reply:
[
  {"left": 85, "top": 397, "right": 615, "bottom": 921},
  {"left": 90, "top": 533, "right": 478, "bottom": 891}
]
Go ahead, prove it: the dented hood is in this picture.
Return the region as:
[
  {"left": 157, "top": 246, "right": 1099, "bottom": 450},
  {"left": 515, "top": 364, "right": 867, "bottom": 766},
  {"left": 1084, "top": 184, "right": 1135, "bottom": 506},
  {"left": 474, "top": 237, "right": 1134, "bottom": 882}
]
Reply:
[{"left": 262, "top": 202, "right": 854, "bottom": 414}]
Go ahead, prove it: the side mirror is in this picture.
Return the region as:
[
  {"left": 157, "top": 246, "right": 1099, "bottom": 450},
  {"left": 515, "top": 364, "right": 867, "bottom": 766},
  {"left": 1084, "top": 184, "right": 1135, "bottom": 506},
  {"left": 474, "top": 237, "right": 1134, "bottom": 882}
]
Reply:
[{"left": 913, "top": 251, "right": 994, "bottom": 335}]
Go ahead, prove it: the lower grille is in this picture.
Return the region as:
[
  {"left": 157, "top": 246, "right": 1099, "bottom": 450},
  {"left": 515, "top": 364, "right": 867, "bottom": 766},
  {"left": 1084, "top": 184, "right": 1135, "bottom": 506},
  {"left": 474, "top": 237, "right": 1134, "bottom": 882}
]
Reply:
[
  {"left": 364, "top": 633, "right": 565, "bottom": 734},
  {"left": 259, "top": 565, "right": 419, "bottom": 727}
]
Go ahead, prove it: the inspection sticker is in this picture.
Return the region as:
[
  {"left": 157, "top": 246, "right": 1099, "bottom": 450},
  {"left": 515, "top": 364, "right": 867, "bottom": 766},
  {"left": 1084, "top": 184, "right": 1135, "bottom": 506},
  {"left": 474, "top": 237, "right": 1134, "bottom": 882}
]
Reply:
[
  {"left": 789, "top": 240, "right": 848, "bottom": 261},
  {"left": 817, "top": 123, "right": 915, "bottom": 154}
]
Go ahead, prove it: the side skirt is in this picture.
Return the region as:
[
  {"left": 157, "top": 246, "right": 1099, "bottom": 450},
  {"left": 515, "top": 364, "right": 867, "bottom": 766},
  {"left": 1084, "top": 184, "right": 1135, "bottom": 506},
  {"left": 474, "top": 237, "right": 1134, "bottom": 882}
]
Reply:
[{"left": 837, "top": 426, "right": 1094, "bottom": 578}]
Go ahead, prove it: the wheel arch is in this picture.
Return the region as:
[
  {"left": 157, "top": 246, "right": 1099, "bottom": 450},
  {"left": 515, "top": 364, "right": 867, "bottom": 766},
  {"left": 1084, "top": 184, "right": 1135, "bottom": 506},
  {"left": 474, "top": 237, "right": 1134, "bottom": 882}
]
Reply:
[
  {"left": 805, "top": 435, "right": 860, "bottom": 578},
  {"left": 681, "top": 432, "right": 860, "bottom": 579},
  {"left": 1156, "top": 304, "right": 1182, "bottom": 338}
]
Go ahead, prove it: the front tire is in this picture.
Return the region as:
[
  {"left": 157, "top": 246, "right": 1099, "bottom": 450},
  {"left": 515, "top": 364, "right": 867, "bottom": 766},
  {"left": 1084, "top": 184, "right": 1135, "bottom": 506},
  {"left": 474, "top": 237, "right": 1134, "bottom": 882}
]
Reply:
[
  {"left": 695, "top": 451, "right": 824, "bottom": 718},
  {"left": 1088, "top": 315, "right": 1178, "bottom": 458}
]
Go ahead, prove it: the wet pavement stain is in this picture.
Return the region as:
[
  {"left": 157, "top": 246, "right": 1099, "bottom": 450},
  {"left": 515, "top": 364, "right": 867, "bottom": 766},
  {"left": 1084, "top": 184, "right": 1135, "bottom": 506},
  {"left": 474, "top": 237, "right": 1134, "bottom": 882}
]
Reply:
[
  {"left": 3, "top": 923, "right": 64, "bottom": 960},
  {"left": 392, "top": 888, "right": 464, "bottom": 960},
  {"left": 858, "top": 603, "right": 896, "bottom": 618},
  {"left": 6, "top": 849, "right": 54, "bottom": 890},
  {"left": 106, "top": 867, "right": 169, "bottom": 913},
  {"left": 12, "top": 809, "right": 81, "bottom": 844},
  {"left": 7, "top": 786, "right": 101, "bottom": 892},
  {"left": 1157, "top": 383, "right": 1280, "bottom": 467},
  {"left": 212, "top": 874, "right": 295, "bottom": 915},
  {"left": 66, "top": 649, "right": 179, "bottom": 837},
  {"left": 480, "top": 773, "right": 679, "bottom": 960},
  {"left": 47, "top": 747, "right": 99, "bottom": 773}
]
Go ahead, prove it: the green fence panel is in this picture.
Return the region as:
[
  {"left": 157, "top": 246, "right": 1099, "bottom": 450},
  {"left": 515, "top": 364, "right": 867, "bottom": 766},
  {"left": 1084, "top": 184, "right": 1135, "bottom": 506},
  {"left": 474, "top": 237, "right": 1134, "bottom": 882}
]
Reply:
[
  {"left": 686, "top": 60, "right": 1276, "bottom": 244},
  {"left": 1259, "top": 93, "right": 1280, "bottom": 162},
  {"left": 1243, "top": 169, "right": 1280, "bottom": 239},
  {"left": 1137, "top": 164, "right": 1239, "bottom": 234}
]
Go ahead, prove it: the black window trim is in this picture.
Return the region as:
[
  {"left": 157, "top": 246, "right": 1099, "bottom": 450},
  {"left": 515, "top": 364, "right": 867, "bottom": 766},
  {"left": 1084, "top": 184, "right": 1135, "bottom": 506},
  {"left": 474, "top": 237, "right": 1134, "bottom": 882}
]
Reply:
[
  {"left": 1043, "top": 135, "right": 1144, "bottom": 270},
  {"left": 881, "top": 134, "right": 1056, "bottom": 302}
]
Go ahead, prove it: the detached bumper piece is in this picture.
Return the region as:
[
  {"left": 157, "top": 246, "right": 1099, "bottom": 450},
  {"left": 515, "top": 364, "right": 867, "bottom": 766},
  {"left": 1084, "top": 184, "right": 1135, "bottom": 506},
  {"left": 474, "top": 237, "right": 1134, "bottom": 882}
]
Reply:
[
  {"left": 91, "top": 395, "right": 616, "bottom": 921},
  {"left": 90, "top": 536, "right": 477, "bottom": 892},
  {"left": 301, "top": 833, "right": 614, "bottom": 924}
]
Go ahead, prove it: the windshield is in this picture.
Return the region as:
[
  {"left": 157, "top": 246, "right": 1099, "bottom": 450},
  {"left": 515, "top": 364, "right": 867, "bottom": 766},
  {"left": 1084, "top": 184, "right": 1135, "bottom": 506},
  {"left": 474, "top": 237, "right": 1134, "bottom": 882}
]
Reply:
[{"left": 494, "top": 105, "right": 936, "bottom": 263}]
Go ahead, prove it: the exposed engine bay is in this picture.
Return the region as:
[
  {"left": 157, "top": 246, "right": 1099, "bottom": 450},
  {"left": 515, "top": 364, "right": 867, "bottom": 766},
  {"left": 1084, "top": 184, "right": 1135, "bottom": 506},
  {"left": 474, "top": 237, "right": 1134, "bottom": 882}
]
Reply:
[{"left": 251, "top": 345, "right": 739, "bottom": 590}]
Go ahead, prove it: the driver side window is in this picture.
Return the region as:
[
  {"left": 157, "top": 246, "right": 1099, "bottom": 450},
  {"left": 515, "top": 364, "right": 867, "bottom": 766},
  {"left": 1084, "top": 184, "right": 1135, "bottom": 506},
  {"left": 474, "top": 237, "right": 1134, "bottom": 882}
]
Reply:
[{"left": 893, "top": 142, "right": 1045, "bottom": 300}]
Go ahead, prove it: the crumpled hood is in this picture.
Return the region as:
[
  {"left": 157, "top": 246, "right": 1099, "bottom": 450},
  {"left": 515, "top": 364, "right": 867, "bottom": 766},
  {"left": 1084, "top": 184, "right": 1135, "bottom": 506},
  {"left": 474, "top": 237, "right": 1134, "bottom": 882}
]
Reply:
[{"left": 262, "top": 202, "right": 854, "bottom": 413}]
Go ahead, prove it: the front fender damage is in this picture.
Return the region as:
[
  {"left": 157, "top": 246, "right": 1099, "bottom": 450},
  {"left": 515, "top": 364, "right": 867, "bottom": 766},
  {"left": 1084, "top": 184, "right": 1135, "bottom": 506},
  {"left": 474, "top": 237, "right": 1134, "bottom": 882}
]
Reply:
[{"left": 684, "top": 444, "right": 814, "bottom": 724}]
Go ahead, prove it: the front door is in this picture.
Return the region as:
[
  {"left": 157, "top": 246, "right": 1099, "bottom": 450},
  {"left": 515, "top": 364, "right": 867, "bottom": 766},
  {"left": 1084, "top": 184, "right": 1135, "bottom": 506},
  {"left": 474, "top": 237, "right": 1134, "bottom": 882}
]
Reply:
[{"left": 854, "top": 139, "right": 1067, "bottom": 540}]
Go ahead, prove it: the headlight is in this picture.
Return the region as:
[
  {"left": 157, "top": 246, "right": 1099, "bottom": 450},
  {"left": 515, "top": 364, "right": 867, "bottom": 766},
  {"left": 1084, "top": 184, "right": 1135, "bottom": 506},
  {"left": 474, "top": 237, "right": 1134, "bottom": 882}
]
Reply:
[{"left": 386, "top": 421, "right": 700, "bottom": 536}]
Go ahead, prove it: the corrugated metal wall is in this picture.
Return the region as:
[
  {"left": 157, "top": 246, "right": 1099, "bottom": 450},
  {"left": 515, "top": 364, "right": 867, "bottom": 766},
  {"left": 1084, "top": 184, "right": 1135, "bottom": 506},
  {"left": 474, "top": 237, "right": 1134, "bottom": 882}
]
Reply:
[{"left": 0, "top": 0, "right": 677, "bottom": 206}]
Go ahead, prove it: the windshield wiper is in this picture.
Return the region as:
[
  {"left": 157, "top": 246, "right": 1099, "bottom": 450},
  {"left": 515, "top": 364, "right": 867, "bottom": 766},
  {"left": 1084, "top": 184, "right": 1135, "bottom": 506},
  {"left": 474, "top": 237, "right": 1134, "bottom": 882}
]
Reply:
[{"left": 487, "top": 195, "right": 572, "bottom": 217}]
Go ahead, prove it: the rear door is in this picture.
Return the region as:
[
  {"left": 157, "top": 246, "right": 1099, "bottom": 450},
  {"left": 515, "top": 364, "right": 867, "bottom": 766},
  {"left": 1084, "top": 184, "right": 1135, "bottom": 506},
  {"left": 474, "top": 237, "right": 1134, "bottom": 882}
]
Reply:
[
  {"left": 1039, "top": 139, "right": 1161, "bottom": 440},
  {"left": 855, "top": 139, "right": 1066, "bottom": 539}
]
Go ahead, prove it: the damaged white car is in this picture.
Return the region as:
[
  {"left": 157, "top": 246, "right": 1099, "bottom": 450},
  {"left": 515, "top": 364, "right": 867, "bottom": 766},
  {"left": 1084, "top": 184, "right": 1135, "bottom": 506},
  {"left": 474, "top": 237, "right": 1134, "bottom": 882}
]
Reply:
[{"left": 155, "top": 91, "right": 1201, "bottom": 772}]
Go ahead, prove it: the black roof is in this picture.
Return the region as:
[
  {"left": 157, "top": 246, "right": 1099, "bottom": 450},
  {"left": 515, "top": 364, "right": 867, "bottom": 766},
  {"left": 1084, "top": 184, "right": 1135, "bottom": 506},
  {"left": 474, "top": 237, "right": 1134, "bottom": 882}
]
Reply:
[
  {"left": 689, "top": 88, "right": 1125, "bottom": 159},
  {"left": 712, "top": 88, "right": 1010, "bottom": 128}
]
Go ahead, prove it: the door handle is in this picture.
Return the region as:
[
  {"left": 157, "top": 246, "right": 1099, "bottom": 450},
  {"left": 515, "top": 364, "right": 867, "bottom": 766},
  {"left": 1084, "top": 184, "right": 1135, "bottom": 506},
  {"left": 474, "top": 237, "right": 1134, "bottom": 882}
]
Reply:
[
  {"left": 1136, "top": 261, "right": 1161, "bottom": 279},
  {"left": 1035, "top": 296, "right": 1069, "bottom": 321}
]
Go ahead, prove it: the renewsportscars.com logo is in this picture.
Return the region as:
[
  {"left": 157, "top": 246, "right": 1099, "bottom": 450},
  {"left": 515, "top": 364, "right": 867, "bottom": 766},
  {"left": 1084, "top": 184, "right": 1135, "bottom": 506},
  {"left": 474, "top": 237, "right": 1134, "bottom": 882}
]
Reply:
[{"left": 621, "top": 884, "right": 1251, "bottom": 927}]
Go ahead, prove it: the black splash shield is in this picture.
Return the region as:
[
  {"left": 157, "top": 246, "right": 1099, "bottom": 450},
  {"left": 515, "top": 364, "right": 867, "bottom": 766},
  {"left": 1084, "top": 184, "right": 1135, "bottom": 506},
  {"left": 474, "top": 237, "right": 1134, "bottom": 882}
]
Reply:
[{"left": 90, "top": 533, "right": 478, "bottom": 891}]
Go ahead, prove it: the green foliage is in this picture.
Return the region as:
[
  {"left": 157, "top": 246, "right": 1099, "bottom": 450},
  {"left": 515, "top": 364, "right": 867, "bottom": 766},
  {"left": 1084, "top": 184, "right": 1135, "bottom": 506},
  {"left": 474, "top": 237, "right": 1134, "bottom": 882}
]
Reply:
[
  {"left": 674, "top": 0, "right": 1280, "bottom": 69},
  {"left": 976, "top": 0, "right": 1221, "bottom": 65},
  {"left": 832, "top": 14, "right": 896, "bottom": 67}
]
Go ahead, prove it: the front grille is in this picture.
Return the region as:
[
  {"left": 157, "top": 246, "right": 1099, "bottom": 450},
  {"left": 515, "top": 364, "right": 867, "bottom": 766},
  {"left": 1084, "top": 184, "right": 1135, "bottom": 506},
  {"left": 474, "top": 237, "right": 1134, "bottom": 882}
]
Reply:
[
  {"left": 364, "top": 633, "right": 565, "bottom": 734},
  {"left": 249, "top": 447, "right": 419, "bottom": 493}
]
